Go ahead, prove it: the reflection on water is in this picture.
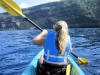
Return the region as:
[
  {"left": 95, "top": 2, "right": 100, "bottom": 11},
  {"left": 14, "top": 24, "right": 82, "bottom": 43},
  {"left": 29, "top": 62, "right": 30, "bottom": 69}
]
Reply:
[{"left": 0, "top": 28, "right": 100, "bottom": 75}]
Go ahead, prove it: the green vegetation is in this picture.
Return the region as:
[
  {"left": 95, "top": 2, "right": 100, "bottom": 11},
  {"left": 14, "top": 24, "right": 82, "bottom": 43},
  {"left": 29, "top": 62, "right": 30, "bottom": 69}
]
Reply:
[
  {"left": 0, "top": 0, "right": 100, "bottom": 30},
  {"left": 63, "top": 0, "right": 100, "bottom": 27}
]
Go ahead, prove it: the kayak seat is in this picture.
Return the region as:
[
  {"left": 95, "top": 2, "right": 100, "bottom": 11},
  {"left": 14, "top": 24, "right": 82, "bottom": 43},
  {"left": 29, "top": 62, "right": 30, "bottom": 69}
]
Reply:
[{"left": 37, "top": 61, "right": 67, "bottom": 75}]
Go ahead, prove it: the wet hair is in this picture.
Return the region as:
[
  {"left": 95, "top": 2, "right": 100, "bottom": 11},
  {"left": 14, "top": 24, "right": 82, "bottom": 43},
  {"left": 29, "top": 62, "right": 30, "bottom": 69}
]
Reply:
[{"left": 54, "top": 21, "right": 68, "bottom": 55}]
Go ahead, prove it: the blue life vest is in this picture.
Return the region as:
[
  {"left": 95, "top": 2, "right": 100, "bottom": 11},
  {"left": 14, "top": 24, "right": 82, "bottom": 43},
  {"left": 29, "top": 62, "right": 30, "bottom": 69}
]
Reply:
[{"left": 44, "top": 32, "right": 71, "bottom": 64}]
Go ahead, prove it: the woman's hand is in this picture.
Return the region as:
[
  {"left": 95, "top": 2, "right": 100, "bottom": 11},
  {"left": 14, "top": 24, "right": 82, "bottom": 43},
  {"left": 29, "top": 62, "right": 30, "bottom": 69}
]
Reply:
[
  {"left": 40, "top": 29, "right": 48, "bottom": 36},
  {"left": 33, "top": 29, "right": 48, "bottom": 45}
]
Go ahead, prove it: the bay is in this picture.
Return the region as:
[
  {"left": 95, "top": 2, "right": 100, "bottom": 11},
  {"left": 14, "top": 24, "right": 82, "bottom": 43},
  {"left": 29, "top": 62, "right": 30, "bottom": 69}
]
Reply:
[{"left": 0, "top": 28, "right": 100, "bottom": 75}]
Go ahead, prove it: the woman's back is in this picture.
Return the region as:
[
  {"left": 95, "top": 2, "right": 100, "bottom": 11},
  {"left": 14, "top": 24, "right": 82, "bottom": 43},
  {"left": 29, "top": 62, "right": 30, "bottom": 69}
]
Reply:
[{"left": 44, "top": 32, "right": 71, "bottom": 64}]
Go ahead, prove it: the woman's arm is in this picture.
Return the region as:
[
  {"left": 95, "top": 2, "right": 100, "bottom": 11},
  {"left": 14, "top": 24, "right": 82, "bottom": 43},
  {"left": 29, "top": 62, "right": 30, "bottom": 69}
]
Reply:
[
  {"left": 70, "top": 44, "right": 72, "bottom": 53},
  {"left": 33, "top": 30, "right": 48, "bottom": 46}
]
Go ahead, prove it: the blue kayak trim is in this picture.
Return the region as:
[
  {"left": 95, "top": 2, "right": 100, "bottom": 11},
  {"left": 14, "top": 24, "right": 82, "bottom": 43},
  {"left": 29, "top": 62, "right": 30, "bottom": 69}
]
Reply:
[
  {"left": 67, "top": 55, "right": 85, "bottom": 75},
  {"left": 21, "top": 49, "right": 85, "bottom": 75}
]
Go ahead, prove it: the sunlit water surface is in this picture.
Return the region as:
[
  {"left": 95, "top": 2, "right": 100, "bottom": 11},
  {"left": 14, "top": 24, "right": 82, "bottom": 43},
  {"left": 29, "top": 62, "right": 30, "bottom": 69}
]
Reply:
[{"left": 0, "top": 28, "right": 100, "bottom": 75}]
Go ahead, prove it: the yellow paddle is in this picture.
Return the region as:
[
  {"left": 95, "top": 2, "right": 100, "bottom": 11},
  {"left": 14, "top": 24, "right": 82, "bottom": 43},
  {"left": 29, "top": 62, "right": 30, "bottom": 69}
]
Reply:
[
  {"left": 0, "top": 0, "right": 43, "bottom": 31},
  {"left": 71, "top": 52, "right": 88, "bottom": 64}
]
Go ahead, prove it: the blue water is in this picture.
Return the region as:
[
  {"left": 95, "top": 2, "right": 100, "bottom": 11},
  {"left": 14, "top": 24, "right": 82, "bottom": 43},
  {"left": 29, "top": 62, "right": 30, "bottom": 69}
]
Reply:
[{"left": 0, "top": 28, "right": 100, "bottom": 75}]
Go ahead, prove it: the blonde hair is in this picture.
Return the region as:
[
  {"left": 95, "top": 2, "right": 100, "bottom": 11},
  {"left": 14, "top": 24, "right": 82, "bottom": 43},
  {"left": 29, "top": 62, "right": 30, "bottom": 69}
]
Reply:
[{"left": 54, "top": 21, "right": 68, "bottom": 55}]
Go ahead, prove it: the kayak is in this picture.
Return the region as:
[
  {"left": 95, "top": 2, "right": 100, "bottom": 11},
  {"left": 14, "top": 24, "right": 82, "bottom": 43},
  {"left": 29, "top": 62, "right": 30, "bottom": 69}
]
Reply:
[{"left": 21, "top": 49, "right": 85, "bottom": 75}]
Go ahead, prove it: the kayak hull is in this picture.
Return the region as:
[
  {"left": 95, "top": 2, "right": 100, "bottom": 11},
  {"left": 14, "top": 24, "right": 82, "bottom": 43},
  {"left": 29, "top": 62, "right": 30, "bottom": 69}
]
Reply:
[{"left": 22, "top": 49, "right": 85, "bottom": 75}]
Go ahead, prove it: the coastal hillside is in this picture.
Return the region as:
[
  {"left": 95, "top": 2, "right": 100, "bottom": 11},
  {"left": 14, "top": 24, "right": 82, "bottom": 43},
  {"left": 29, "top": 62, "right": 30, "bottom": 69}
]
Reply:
[{"left": 0, "top": 0, "right": 100, "bottom": 30}]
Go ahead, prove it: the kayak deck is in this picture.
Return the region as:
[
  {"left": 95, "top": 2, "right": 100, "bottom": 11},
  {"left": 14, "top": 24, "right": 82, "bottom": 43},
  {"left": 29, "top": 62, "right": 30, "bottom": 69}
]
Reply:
[
  {"left": 67, "top": 55, "right": 85, "bottom": 75},
  {"left": 22, "top": 49, "right": 85, "bottom": 75}
]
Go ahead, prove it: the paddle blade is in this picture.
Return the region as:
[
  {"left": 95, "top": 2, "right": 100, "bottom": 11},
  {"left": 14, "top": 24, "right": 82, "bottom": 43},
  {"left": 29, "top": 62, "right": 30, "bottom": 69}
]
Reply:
[
  {"left": 78, "top": 57, "right": 88, "bottom": 64},
  {"left": 0, "top": 0, "right": 24, "bottom": 17}
]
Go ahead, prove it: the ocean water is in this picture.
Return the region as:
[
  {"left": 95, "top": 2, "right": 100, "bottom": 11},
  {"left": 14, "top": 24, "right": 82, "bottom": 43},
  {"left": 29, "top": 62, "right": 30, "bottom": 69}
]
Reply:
[{"left": 0, "top": 28, "right": 100, "bottom": 75}]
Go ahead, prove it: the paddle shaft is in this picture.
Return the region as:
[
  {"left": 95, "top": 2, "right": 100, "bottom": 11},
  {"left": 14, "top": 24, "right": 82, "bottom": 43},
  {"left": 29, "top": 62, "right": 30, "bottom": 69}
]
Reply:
[
  {"left": 24, "top": 17, "right": 43, "bottom": 31},
  {"left": 71, "top": 52, "right": 83, "bottom": 63},
  {"left": 71, "top": 52, "right": 78, "bottom": 58}
]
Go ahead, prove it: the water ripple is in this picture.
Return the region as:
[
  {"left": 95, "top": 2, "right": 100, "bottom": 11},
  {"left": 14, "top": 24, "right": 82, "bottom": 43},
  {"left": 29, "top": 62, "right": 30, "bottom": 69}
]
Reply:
[{"left": 0, "top": 28, "right": 100, "bottom": 75}]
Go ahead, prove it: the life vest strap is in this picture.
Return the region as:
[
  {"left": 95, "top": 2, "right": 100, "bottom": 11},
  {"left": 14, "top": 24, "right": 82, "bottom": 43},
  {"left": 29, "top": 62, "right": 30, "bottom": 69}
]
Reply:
[
  {"left": 44, "top": 60, "right": 67, "bottom": 65},
  {"left": 44, "top": 54, "right": 67, "bottom": 58}
]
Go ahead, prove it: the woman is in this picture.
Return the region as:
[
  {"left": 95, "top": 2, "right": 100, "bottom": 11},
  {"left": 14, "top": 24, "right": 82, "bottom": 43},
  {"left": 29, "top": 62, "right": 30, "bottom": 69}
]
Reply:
[{"left": 33, "top": 21, "right": 72, "bottom": 75}]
